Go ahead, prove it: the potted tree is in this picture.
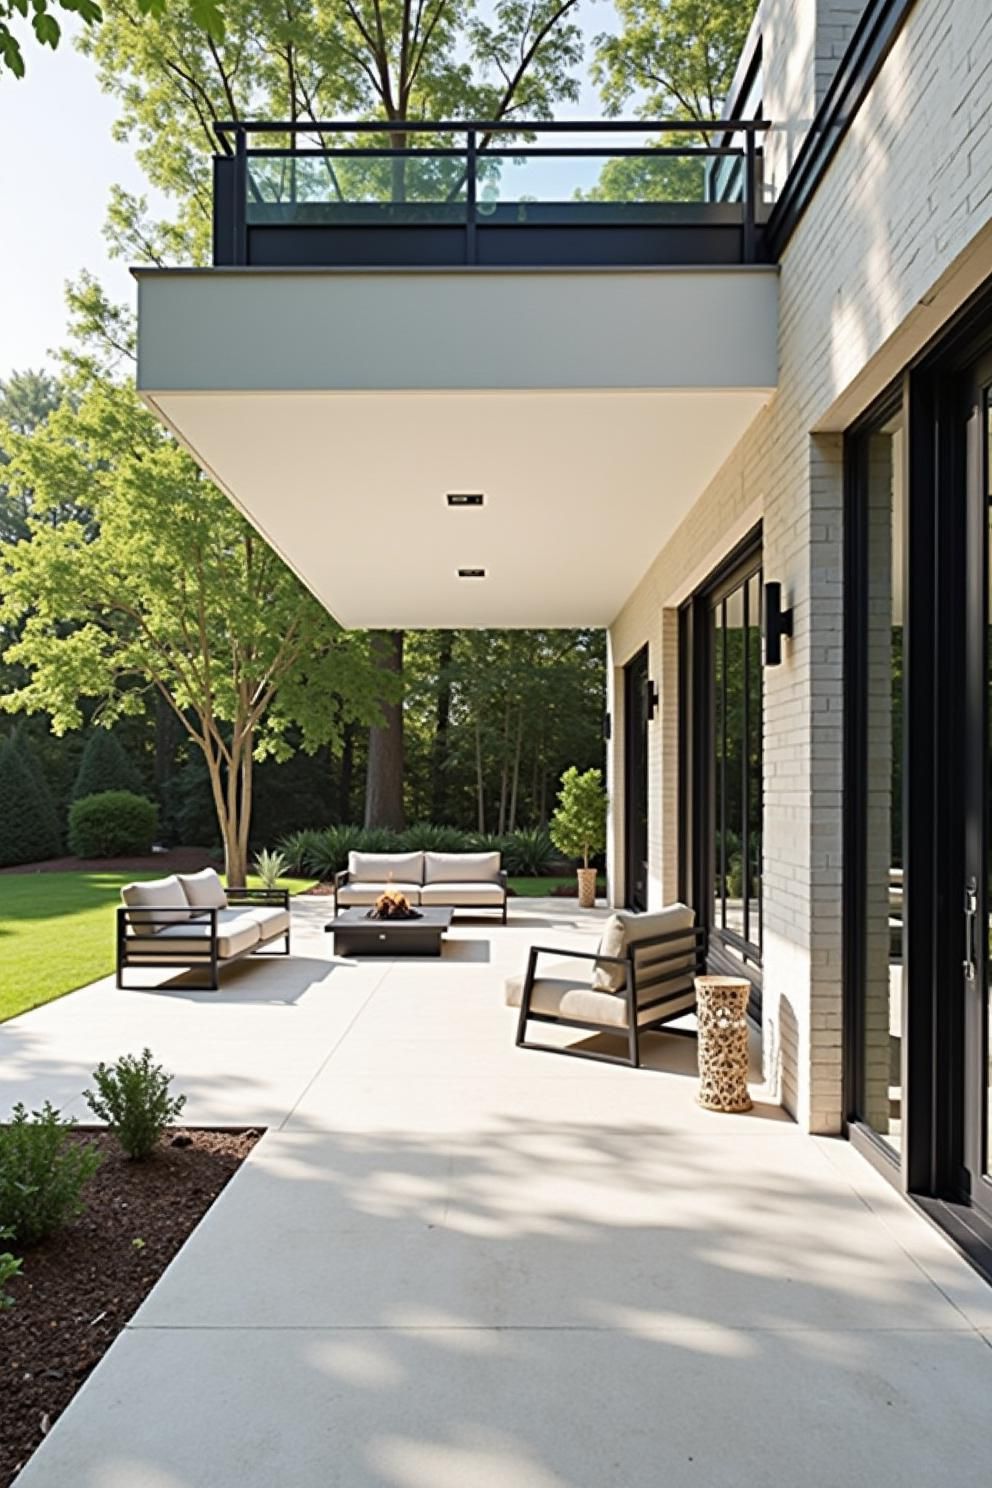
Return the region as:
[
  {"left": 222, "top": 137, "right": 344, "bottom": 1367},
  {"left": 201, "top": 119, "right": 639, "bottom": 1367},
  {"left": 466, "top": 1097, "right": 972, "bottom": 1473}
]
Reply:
[{"left": 549, "top": 766, "right": 608, "bottom": 909}]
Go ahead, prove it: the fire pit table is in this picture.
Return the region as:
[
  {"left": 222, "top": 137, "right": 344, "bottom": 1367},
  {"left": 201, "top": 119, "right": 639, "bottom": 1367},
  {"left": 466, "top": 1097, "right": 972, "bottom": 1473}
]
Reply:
[{"left": 325, "top": 906, "right": 454, "bottom": 958}]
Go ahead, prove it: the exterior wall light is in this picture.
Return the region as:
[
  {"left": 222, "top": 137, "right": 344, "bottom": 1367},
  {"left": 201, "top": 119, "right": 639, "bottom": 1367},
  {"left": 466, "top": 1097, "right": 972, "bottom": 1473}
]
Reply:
[
  {"left": 457, "top": 568, "right": 486, "bottom": 578},
  {"left": 641, "top": 678, "right": 660, "bottom": 720},
  {"left": 763, "top": 581, "right": 794, "bottom": 666}
]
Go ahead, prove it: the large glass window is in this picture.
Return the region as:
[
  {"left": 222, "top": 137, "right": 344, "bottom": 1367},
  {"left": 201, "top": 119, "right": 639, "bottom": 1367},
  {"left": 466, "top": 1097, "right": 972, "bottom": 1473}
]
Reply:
[
  {"left": 856, "top": 410, "right": 905, "bottom": 1148},
  {"left": 709, "top": 554, "right": 763, "bottom": 967}
]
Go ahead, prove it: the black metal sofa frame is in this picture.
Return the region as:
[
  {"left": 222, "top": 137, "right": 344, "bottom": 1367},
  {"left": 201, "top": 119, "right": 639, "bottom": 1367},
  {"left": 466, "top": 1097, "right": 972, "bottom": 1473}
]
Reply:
[
  {"left": 116, "top": 886, "right": 291, "bottom": 992},
  {"left": 515, "top": 924, "right": 707, "bottom": 1068}
]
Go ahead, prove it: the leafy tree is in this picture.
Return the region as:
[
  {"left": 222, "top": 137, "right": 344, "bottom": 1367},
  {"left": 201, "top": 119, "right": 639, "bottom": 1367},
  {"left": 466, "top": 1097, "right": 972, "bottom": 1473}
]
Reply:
[
  {"left": 71, "top": 726, "right": 146, "bottom": 800},
  {"left": 549, "top": 765, "right": 607, "bottom": 868},
  {"left": 0, "top": 732, "right": 62, "bottom": 866},
  {"left": 0, "top": 0, "right": 224, "bottom": 79},
  {"left": 587, "top": 0, "right": 756, "bottom": 203},
  {"left": 0, "top": 312, "right": 391, "bottom": 884},
  {"left": 0, "top": 370, "right": 63, "bottom": 546}
]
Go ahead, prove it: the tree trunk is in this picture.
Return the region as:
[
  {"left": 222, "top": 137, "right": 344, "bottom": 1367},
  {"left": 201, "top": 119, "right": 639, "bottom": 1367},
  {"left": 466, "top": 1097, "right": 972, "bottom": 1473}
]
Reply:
[
  {"left": 497, "top": 697, "right": 510, "bottom": 835},
  {"left": 365, "top": 630, "right": 405, "bottom": 830},
  {"left": 339, "top": 721, "right": 356, "bottom": 823},
  {"left": 508, "top": 708, "right": 524, "bottom": 832},
  {"left": 431, "top": 631, "right": 454, "bottom": 823},
  {"left": 474, "top": 718, "right": 486, "bottom": 833}
]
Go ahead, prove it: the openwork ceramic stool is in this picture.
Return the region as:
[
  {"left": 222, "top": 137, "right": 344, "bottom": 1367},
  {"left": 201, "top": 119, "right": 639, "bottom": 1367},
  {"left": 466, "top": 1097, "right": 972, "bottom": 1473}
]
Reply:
[{"left": 694, "top": 976, "right": 753, "bottom": 1113}]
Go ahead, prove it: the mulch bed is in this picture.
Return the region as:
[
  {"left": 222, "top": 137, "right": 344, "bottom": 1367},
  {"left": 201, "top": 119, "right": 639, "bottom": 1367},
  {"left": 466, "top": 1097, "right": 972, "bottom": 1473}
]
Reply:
[
  {"left": 2, "top": 1127, "right": 260, "bottom": 1487},
  {"left": 0, "top": 847, "right": 222, "bottom": 877}
]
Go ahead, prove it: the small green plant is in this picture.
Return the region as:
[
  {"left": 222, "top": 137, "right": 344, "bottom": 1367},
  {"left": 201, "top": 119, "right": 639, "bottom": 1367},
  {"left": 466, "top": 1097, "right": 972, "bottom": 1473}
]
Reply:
[
  {"left": 0, "top": 1228, "right": 22, "bottom": 1310},
  {"left": 67, "top": 789, "right": 157, "bottom": 857},
  {"left": 549, "top": 767, "right": 608, "bottom": 869},
  {"left": 84, "top": 1048, "right": 187, "bottom": 1160},
  {"left": 253, "top": 847, "right": 289, "bottom": 888},
  {"left": 0, "top": 1104, "right": 102, "bottom": 1247}
]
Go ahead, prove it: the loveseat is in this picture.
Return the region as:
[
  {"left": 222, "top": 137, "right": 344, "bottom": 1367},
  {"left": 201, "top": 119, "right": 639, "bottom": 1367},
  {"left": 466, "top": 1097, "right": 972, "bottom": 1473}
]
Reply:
[
  {"left": 334, "top": 850, "right": 507, "bottom": 922},
  {"left": 117, "top": 868, "right": 291, "bottom": 990}
]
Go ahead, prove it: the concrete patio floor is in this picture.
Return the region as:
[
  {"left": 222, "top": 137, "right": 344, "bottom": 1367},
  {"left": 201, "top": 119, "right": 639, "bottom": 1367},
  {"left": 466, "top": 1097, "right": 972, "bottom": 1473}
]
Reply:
[{"left": 5, "top": 898, "right": 992, "bottom": 1487}]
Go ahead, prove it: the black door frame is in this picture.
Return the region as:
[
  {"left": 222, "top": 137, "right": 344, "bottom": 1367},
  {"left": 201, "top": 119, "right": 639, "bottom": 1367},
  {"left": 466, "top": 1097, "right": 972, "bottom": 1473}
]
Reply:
[
  {"left": 844, "top": 276, "right": 992, "bottom": 1275},
  {"left": 679, "top": 526, "right": 763, "bottom": 1002},
  {"left": 623, "top": 645, "right": 650, "bottom": 912}
]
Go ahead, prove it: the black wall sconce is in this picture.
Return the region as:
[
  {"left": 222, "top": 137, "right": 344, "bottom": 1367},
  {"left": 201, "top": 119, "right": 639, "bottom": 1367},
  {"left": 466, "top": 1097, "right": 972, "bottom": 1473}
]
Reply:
[
  {"left": 602, "top": 711, "right": 612, "bottom": 741},
  {"left": 641, "top": 677, "right": 660, "bottom": 720},
  {"left": 763, "top": 581, "right": 794, "bottom": 666}
]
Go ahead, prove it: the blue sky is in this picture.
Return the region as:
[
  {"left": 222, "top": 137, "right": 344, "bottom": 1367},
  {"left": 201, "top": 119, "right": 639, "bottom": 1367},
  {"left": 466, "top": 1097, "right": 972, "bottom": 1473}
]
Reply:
[{"left": 0, "top": 9, "right": 619, "bottom": 383}]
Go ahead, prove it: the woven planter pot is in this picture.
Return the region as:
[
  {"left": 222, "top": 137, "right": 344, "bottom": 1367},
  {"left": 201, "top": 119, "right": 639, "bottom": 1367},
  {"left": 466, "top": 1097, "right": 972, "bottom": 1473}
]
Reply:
[{"left": 576, "top": 867, "right": 598, "bottom": 909}]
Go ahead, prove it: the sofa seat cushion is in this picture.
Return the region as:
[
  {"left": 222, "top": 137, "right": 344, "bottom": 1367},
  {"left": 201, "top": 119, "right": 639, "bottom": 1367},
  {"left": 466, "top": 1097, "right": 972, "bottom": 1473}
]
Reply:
[
  {"left": 424, "top": 851, "right": 501, "bottom": 884},
  {"left": 420, "top": 881, "right": 505, "bottom": 907},
  {"left": 121, "top": 875, "right": 191, "bottom": 932},
  {"left": 336, "top": 881, "right": 422, "bottom": 907},
  {"left": 178, "top": 867, "right": 228, "bottom": 909},
  {"left": 247, "top": 905, "right": 290, "bottom": 941},
  {"left": 126, "top": 910, "right": 261, "bottom": 960},
  {"left": 592, "top": 903, "right": 696, "bottom": 992},
  {"left": 348, "top": 851, "right": 424, "bottom": 884}
]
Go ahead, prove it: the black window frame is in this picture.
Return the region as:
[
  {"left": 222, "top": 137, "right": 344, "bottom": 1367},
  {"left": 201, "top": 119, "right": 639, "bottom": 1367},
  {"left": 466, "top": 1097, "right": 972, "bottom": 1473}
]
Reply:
[{"left": 680, "top": 526, "right": 763, "bottom": 1002}]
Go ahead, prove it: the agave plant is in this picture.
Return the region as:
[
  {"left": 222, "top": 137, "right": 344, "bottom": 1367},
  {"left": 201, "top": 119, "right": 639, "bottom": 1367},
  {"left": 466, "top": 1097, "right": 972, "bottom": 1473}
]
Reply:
[{"left": 253, "top": 848, "right": 290, "bottom": 888}]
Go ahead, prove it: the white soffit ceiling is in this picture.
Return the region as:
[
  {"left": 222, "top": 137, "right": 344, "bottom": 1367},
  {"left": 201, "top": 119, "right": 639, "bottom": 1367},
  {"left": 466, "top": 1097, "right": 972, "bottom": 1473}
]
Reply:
[{"left": 150, "top": 387, "right": 771, "bottom": 628}]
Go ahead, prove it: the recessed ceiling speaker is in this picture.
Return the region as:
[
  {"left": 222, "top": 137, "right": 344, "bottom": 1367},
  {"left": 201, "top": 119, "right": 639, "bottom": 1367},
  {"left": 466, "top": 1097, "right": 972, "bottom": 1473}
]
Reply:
[
  {"left": 447, "top": 493, "right": 484, "bottom": 506},
  {"left": 457, "top": 568, "right": 486, "bottom": 578}
]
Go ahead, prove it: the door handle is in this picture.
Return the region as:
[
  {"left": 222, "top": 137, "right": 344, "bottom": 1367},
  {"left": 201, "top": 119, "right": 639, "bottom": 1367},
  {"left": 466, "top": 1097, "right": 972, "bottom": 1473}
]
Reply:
[{"left": 964, "top": 876, "right": 978, "bottom": 982}]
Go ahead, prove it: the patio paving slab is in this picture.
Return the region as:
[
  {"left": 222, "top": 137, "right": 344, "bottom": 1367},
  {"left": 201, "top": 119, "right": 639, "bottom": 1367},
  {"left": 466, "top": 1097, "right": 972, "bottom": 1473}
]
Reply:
[
  {"left": 13, "top": 1326, "right": 992, "bottom": 1488},
  {"left": 5, "top": 898, "right": 992, "bottom": 1486}
]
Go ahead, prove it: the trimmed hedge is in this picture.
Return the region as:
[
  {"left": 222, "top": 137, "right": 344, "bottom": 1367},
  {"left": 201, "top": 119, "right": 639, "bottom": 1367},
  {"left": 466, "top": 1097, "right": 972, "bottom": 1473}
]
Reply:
[
  {"left": 0, "top": 734, "right": 63, "bottom": 868},
  {"left": 68, "top": 790, "right": 157, "bottom": 858},
  {"left": 71, "top": 729, "right": 145, "bottom": 803}
]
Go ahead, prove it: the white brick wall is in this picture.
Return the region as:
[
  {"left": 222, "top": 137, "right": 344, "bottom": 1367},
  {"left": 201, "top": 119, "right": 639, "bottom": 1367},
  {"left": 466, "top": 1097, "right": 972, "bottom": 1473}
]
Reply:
[{"left": 608, "top": 0, "right": 992, "bottom": 1132}]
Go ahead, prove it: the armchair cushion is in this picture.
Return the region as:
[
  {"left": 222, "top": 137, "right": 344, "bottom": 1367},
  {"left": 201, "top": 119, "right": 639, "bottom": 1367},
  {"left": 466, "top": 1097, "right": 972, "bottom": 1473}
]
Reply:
[
  {"left": 592, "top": 903, "right": 696, "bottom": 992},
  {"left": 178, "top": 867, "right": 228, "bottom": 911},
  {"left": 421, "top": 881, "right": 505, "bottom": 907},
  {"left": 424, "top": 851, "right": 501, "bottom": 884},
  {"left": 348, "top": 851, "right": 424, "bottom": 884},
  {"left": 125, "top": 909, "right": 261, "bottom": 960}
]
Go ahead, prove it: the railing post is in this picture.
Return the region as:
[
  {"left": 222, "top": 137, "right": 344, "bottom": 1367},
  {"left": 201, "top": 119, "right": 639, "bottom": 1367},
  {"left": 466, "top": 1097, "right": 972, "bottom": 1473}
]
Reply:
[
  {"left": 743, "top": 128, "right": 757, "bottom": 263},
  {"left": 465, "top": 129, "right": 477, "bottom": 266},
  {"left": 234, "top": 126, "right": 248, "bottom": 266}
]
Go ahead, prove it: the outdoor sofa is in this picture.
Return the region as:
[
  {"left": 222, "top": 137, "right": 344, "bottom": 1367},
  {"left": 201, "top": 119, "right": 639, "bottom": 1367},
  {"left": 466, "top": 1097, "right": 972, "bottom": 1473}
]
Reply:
[
  {"left": 335, "top": 850, "right": 508, "bottom": 922},
  {"left": 506, "top": 903, "right": 705, "bottom": 1067},
  {"left": 117, "top": 868, "right": 290, "bottom": 991}
]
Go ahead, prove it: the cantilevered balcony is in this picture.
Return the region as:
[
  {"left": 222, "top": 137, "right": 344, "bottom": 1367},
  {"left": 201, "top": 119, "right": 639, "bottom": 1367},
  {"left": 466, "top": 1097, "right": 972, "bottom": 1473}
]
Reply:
[
  {"left": 212, "top": 119, "right": 770, "bottom": 270},
  {"left": 136, "top": 118, "right": 777, "bottom": 630}
]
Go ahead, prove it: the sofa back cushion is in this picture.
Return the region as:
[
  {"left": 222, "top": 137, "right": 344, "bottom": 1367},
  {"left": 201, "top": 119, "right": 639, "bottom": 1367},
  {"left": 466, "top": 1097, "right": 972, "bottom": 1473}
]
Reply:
[
  {"left": 121, "top": 875, "right": 190, "bottom": 933},
  {"left": 424, "top": 851, "right": 501, "bottom": 884},
  {"left": 348, "top": 850, "right": 424, "bottom": 884},
  {"left": 591, "top": 903, "right": 696, "bottom": 992},
  {"left": 178, "top": 868, "right": 228, "bottom": 910}
]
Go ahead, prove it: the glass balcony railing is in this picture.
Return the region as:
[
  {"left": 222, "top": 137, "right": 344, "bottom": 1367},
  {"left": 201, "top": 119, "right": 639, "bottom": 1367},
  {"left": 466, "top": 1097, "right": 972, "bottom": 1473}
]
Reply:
[{"left": 214, "top": 119, "right": 770, "bottom": 268}]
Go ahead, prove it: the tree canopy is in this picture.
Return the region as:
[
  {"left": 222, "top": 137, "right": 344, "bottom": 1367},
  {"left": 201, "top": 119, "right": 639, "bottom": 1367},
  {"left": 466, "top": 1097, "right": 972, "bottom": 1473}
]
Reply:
[{"left": 0, "top": 0, "right": 224, "bottom": 79}]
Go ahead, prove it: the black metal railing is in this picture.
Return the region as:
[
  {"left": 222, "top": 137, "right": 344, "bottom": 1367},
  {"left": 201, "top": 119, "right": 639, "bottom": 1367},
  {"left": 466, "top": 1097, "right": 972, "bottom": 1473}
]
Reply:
[{"left": 213, "top": 118, "right": 770, "bottom": 270}]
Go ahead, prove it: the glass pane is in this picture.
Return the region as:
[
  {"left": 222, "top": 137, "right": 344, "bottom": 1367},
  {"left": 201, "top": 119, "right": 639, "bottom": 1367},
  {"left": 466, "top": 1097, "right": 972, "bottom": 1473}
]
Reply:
[
  {"left": 713, "top": 605, "right": 725, "bottom": 930},
  {"left": 723, "top": 585, "right": 746, "bottom": 940},
  {"left": 986, "top": 393, "right": 992, "bottom": 1176},
  {"left": 246, "top": 151, "right": 469, "bottom": 225},
  {"left": 747, "top": 571, "right": 763, "bottom": 950},
  {"left": 862, "top": 415, "right": 905, "bottom": 1148}
]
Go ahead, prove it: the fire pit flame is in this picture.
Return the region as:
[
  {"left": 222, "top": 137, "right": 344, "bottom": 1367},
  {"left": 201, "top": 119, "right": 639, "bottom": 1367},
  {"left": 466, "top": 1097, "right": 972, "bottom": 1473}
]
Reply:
[{"left": 366, "top": 889, "right": 422, "bottom": 921}]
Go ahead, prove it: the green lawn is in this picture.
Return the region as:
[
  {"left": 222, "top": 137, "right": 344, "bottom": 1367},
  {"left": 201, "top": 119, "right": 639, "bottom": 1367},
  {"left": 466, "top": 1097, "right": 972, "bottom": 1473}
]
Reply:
[
  {"left": 0, "top": 871, "right": 314, "bottom": 1024},
  {"left": 508, "top": 876, "right": 606, "bottom": 897}
]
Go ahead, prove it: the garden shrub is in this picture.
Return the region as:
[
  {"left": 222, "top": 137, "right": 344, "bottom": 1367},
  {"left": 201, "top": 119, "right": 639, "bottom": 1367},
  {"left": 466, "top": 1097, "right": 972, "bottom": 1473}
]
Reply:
[
  {"left": 399, "top": 823, "right": 473, "bottom": 853},
  {"left": 84, "top": 1048, "right": 187, "bottom": 1161},
  {"left": 500, "top": 827, "right": 555, "bottom": 876},
  {"left": 68, "top": 790, "right": 157, "bottom": 857},
  {"left": 0, "top": 733, "right": 63, "bottom": 867},
  {"left": 0, "top": 1229, "right": 22, "bottom": 1310},
  {"left": 253, "top": 847, "right": 289, "bottom": 888},
  {"left": 12, "top": 724, "right": 62, "bottom": 853},
  {"left": 278, "top": 827, "right": 327, "bottom": 875},
  {"left": 0, "top": 1104, "right": 102, "bottom": 1247},
  {"left": 71, "top": 728, "right": 145, "bottom": 803}
]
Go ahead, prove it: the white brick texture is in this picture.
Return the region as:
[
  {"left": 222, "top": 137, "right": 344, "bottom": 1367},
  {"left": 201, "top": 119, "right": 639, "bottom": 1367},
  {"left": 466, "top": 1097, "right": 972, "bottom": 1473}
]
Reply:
[{"left": 608, "top": 0, "right": 992, "bottom": 1133}]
